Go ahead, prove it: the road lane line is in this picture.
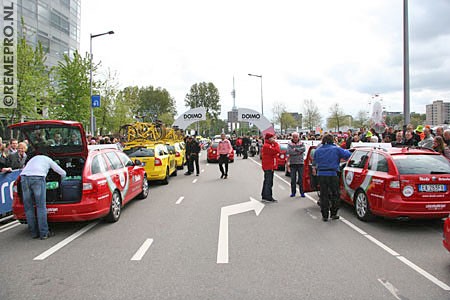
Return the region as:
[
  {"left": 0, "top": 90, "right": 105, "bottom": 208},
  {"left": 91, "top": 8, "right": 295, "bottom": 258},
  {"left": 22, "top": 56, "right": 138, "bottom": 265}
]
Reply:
[
  {"left": 305, "top": 209, "right": 317, "bottom": 220},
  {"left": 192, "top": 179, "right": 198, "bottom": 184},
  {"left": 377, "top": 279, "right": 403, "bottom": 300},
  {"left": 131, "top": 238, "right": 154, "bottom": 261},
  {"left": 341, "top": 217, "right": 450, "bottom": 291},
  {"left": 396, "top": 256, "right": 450, "bottom": 291},
  {"left": 0, "top": 214, "right": 14, "bottom": 222},
  {"left": 364, "top": 234, "right": 400, "bottom": 256},
  {"left": 34, "top": 221, "right": 99, "bottom": 260},
  {"left": 251, "top": 157, "right": 450, "bottom": 291},
  {"left": 176, "top": 196, "right": 185, "bottom": 204},
  {"left": 0, "top": 221, "right": 20, "bottom": 233}
]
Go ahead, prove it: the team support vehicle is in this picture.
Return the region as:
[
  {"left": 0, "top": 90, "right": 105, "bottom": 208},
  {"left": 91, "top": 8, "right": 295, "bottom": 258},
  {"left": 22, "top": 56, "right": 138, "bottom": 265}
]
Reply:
[
  {"left": 10, "top": 120, "right": 149, "bottom": 223},
  {"left": 124, "top": 142, "right": 177, "bottom": 185},
  {"left": 303, "top": 143, "right": 450, "bottom": 221}
]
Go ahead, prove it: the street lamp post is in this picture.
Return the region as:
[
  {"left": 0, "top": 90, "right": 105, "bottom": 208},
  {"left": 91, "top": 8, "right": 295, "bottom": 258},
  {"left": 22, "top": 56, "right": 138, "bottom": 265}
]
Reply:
[
  {"left": 90, "top": 30, "right": 114, "bottom": 135},
  {"left": 248, "top": 73, "right": 263, "bottom": 116}
]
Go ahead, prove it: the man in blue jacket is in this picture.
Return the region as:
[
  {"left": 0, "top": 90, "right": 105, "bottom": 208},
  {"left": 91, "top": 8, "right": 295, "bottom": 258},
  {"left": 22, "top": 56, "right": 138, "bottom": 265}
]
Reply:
[{"left": 313, "top": 134, "right": 351, "bottom": 222}]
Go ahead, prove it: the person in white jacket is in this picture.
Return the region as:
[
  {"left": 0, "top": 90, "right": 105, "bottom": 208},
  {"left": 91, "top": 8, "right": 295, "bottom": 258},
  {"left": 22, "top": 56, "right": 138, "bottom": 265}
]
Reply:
[{"left": 20, "top": 155, "right": 66, "bottom": 240}]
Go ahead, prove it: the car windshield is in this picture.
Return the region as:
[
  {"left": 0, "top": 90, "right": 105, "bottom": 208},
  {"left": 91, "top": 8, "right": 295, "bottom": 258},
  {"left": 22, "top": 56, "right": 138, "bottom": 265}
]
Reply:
[
  {"left": 124, "top": 147, "right": 155, "bottom": 157},
  {"left": 17, "top": 125, "right": 83, "bottom": 155},
  {"left": 392, "top": 154, "right": 450, "bottom": 174}
]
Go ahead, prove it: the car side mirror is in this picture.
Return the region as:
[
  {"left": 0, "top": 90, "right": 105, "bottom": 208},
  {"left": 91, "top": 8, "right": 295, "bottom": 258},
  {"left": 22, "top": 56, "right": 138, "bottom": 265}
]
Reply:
[
  {"left": 159, "top": 151, "right": 164, "bottom": 156},
  {"left": 134, "top": 159, "right": 142, "bottom": 166}
]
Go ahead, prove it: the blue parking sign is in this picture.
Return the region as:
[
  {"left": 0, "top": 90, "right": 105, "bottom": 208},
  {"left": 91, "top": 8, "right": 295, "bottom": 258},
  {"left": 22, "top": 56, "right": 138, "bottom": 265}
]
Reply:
[{"left": 91, "top": 95, "right": 101, "bottom": 108}]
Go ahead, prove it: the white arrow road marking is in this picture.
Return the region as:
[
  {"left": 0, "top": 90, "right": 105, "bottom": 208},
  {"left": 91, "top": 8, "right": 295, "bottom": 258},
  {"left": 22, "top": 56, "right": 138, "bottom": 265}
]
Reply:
[
  {"left": 34, "top": 221, "right": 99, "bottom": 260},
  {"left": 176, "top": 196, "right": 185, "bottom": 204},
  {"left": 217, "top": 197, "right": 265, "bottom": 264},
  {"left": 378, "top": 279, "right": 404, "bottom": 300},
  {"left": 201, "top": 169, "right": 205, "bottom": 173},
  {"left": 192, "top": 179, "right": 198, "bottom": 184},
  {"left": 131, "top": 238, "right": 154, "bottom": 261},
  {"left": 278, "top": 184, "right": 285, "bottom": 190}
]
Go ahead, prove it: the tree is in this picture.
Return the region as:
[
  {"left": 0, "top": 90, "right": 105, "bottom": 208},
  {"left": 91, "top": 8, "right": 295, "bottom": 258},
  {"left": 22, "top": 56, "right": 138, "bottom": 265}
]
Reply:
[
  {"left": 280, "top": 112, "right": 297, "bottom": 134},
  {"left": 272, "top": 102, "right": 286, "bottom": 129},
  {"left": 95, "top": 69, "right": 120, "bottom": 135},
  {"left": 1, "top": 36, "right": 52, "bottom": 127},
  {"left": 327, "top": 103, "right": 347, "bottom": 132},
  {"left": 185, "top": 82, "right": 221, "bottom": 135},
  {"left": 184, "top": 82, "right": 221, "bottom": 119},
  {"left": 137, "top": 86, "right": 176, "bottom": 121},
  {"left": 52, "top": 51, "right": 91, "bottom": 127},
  {"left": 352, "top": 110, "right": 369, "bottom": 129},
  {"left": 303, "top": 99, "right": 321, "bottom": 130}
]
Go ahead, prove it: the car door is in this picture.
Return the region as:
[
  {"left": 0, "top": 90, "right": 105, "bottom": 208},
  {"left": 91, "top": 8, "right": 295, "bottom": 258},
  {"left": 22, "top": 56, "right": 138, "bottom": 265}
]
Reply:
[
  {"left": 104, "top": 151, "right": 132, "bottom": 204},
  {"left": 342, "top": 150, "right": 370, "bottom": 202},
  {"left": 302, "top": 146, "right": 319, "bottom": 192},
  {"left": 366, "top": 151, "right": 390, "bottom": 211},
  {"left": 116, "top": 151, "right": 140, "bottom": 198}
]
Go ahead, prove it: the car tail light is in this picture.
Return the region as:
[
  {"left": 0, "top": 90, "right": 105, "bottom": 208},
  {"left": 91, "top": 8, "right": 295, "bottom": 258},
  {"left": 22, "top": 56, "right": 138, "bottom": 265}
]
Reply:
[
  {"left": 154, "top": 158, "right": 162, "bottom": 166},
  {"left": 175, "top": 152, "right": 180, "bottom": 157},
  {"left": 279, "top": 154, "right": 285, "bottom": 159},
  {"left": 212, "top": 150, "right": 216, "bottom": 154},
  {"left": 83, "top": 180, "right": 98, "bottom": 194}
]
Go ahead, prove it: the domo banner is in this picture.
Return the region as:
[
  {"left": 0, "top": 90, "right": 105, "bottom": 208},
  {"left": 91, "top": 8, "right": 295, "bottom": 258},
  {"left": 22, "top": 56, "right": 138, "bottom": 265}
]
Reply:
[
  {"left": 173, "top": 107, "right": 207, "bottom": 129},
  {"left": 238, "top": 108, "right": 274, "bottom": 135}
]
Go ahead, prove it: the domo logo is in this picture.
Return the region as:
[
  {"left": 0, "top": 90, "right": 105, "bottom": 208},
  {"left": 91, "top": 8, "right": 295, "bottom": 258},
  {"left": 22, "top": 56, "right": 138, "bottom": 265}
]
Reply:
[
  {"left": 241, "top": 113, "right": 260, "bottom": 119},
  {"left": 184, "top": 113, "right": 203, "bottom": 119}
]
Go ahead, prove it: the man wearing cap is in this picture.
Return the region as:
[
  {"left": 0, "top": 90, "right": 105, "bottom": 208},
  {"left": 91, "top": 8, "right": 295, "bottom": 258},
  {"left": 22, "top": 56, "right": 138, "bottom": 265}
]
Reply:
[{"left": 261, "top": 132, "right": 280, "bottom": 202}]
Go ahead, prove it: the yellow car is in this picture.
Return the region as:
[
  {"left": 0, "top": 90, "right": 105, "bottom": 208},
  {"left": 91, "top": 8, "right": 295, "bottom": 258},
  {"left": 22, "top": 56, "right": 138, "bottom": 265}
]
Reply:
[
  {"left": 124, "top": 142, "right": 177, "bottom": 185},
  {"left": 172, "top": 141, "right": 186, "bottom": 169}
]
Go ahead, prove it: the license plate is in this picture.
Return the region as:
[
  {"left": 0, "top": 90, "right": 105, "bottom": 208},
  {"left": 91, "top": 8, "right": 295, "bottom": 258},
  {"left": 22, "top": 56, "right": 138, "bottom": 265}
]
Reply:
[{"left": 418, "top": 184, "right": 447, "bottom": 192}]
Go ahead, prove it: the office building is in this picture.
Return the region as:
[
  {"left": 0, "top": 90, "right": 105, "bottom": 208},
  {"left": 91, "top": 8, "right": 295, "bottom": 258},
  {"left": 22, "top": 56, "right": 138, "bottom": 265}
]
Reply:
[
  {"left": 17, "top": 0, "right": 81, "bottom": 67},
  {"left": 426, "top": 100, "right": 450, "bottom": 125}
]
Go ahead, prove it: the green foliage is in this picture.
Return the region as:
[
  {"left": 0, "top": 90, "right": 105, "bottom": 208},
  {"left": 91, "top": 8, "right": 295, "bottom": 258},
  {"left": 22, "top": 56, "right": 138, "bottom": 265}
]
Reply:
[
  {"left": 184, "top": 82, "right": 221, "bottom": 119},
  {"left": 0, "top": 37, "right": 52, "bottom": 124},
  {"left": 327, "top": 103, "right": 346, "bottom": 131},
  {"left": 52, "top": 51, "right": 91, "bottom": 126},
  {"left": 280, "top": 112, "right": 297, "bottom": 133},
  {"left": 137, "top": 86, "right": 177, "bottom": 121}
]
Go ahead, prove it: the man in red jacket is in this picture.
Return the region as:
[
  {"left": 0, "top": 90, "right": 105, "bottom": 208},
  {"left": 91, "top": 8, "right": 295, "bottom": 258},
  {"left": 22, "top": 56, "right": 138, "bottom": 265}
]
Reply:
[{"left": 261, "top": 132, "right": 280, "bottom": 202}]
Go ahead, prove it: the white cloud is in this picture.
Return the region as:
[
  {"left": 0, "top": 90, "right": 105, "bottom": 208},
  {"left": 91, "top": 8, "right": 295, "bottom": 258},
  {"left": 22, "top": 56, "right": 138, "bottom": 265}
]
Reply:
[{"left": 81, "top": 0, "right": 450, "bottom": 125}]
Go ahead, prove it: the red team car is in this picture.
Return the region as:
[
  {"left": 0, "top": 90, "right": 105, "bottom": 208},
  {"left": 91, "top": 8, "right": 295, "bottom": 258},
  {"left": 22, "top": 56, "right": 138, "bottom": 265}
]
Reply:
[
  {"left": 303, "top": 144, "right": 450, "bottom": 221},
  {"left": 207, "top": 141, "right": 235, "bottom": 163},
  {"left": 10, "top": 120, "right": 149, "bottom": 223}
]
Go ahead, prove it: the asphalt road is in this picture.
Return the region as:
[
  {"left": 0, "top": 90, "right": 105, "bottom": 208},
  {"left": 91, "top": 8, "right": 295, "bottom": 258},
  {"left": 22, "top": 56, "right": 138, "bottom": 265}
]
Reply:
[{"left": 1, "top": 151, "right": 449, "bottom": 300}]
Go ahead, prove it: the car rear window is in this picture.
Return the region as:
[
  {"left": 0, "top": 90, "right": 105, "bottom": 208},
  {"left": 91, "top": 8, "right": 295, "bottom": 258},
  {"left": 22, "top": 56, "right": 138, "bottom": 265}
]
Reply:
[
  {"left": 392, "top": 154, "right": 450, "bottom": 174},
  {"left": 211, "top": 143, "right": 218, "bottom": 149},
  {"left": 124, "top": 147, "right": 155, "bottom": 157},
  {"left": 280, "top": 144, "right": 288, "bottom": 150}
]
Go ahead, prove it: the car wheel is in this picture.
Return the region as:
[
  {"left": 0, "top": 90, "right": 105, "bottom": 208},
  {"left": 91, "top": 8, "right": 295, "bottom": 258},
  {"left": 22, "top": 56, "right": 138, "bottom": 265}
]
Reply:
[
  {"left": 106, "top": 191, "right": 122, "bottom": 222},
  {"left": 354, "top": 190, "right": 374, "bottom": 221},
  {"left": 161, "top": 168, "right": 169, "bottom": 185},
  {"left": 172, "top": 168, "right": 178, "bottom": 177},
  {"left": 137, "top": 177, "right": 149, "bottom": 199},
  {"left": 230, "top": 159, "right": 234, "bottom": 163}
]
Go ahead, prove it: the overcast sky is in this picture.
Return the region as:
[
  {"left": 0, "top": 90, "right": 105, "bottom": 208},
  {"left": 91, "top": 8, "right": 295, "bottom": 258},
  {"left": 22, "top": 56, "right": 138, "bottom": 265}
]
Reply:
[{"left": 80, "top": 0, "right": 450, "bottom": 123}]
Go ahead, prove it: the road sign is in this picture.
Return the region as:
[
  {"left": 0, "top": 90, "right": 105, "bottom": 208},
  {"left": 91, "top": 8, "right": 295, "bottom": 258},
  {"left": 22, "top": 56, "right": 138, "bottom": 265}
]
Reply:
[{"left": 91, "top": 95, "right": 101, "bottom": 108}]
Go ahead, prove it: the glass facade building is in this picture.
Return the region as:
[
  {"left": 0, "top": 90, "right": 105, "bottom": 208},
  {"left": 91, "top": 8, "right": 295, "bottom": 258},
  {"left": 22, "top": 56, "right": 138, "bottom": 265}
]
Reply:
[{"left": 17, "top": 0, "right": 81, "bottom": 67}]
